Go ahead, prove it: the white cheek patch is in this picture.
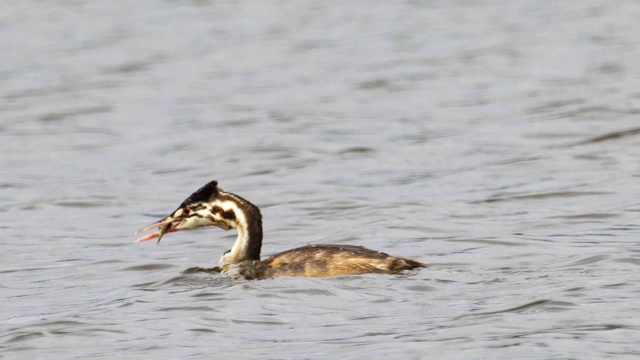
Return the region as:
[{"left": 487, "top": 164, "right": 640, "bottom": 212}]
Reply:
[{"left": 178, "top": 216, "right": 215, "bottom": 229}]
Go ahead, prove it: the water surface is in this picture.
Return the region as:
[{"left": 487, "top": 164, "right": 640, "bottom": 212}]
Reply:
[{"left": 2, "top": 1, "right": 640, "bottom": 359}]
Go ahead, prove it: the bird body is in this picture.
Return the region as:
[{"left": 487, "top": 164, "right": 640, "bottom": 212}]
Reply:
[{"left": 136, "top": 180, "right": 425, "bottom": 279}]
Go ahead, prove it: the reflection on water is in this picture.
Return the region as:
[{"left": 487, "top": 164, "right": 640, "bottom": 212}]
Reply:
[{"left": 2, "top": 0, "right": 640, "bottom": 359}]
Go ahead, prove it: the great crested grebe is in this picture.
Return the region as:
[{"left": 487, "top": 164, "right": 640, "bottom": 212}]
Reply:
[{"left": 135, "top": 180, "right": 425, "bottom": 279}]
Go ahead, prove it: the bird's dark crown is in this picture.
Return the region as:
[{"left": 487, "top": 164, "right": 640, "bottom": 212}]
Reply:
[{"left": 179, "top": 180, "right": 219, "bottom": 207}]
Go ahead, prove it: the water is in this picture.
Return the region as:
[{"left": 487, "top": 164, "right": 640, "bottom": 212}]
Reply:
[{"left": 2, "top": 1, "right": 640, "bottom": 358}]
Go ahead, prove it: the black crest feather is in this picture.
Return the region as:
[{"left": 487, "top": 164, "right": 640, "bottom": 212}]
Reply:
[{"left": 179, "top": 180, "right": 219, "bottom": 207}]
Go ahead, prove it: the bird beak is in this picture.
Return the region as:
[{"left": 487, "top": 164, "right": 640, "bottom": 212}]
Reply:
[{"left": 134, "top": 216, "right": 181, "bottom": 244}]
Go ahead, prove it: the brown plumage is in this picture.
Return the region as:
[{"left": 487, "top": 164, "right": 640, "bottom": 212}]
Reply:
[
  {"left": 256, "top": 244, "right": 425, "bottom": 278},
  {"left": 135, "top": 180, "right": 426, "bottom": 279}
]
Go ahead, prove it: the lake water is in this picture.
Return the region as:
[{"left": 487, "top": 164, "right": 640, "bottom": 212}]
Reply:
[{"left": 2, "top": 1, "right": 640, "bottom": 359}]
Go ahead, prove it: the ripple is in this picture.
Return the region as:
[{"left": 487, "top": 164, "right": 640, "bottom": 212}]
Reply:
[
  {"left": 551, "top": 213, "right": 619, "bottom": 220},
  {"left": 475, "top": 191, "right": 611, "bottom": 203},
  {"left": 280, "top": 288, "right": 336, "bottom": 296},
  {"left": 403, "top": 284, "right": 435, "bottom": 292},
  {"left": 336, "top": 146, "right": 377, "bottom": 155},
  {"left": 557, "top": 105, "right": 617, "bottom": 119},
  {"left": 152, "top": 273, "right": 236, "bottom": 289},
  {"left": 572, "top": 126, "right": 640, "bottom": 145},
  {"left": 122, "top": 263, "right": 175, "bottom": 271},
  {"left": 103, "top": 61, "right": 151, "bottom": 74},
  {"left": 564, "top": 255, "right": 609, "bottom": 266},
  {"left": 451, "top": 238, "right": 525, "bottom": 247},
  {"left": 53, "top": 201, "right": 113, "bottom": 208},
  {"left": 39, "top": 105, "right": 112, "bottom": 122},
  {"left": 614, "top": 258, "right": 640, "bottom": 266},
  {"left": 158, "top": 306, "right": 217, "bottom": 312},
  {"left": 189, "top": 328, "right": 218, "bottom": 333},
  {"left": 526, "top": 98, "right": 585, "bottom": 114},
  {"left": 456, "top": 299, "right": 577, "bottom": 319},
  {"left": 4, "top": 331, "right": 47, "bottom": 343},
  {"left": 230, "top": 318, "right": 290, "bottom": 325}
]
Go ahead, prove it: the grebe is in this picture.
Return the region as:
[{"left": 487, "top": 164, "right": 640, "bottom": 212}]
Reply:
[{"left": 135, "top": 180, "right": 425, "bottom": 279}]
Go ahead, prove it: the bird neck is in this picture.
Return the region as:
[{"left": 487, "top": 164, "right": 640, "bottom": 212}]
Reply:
[{"left": 216, "top": 191, "right": 263, "bottom": 264}]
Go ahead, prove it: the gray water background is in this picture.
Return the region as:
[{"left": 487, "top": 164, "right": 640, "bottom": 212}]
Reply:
[{"left": 2, "top": 1, "right": 640, "bottom": 359}]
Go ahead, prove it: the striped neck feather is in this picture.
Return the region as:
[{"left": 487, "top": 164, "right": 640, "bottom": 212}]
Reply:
[{"left": 212, "top": 191, "right": 263, "bottom": 264}]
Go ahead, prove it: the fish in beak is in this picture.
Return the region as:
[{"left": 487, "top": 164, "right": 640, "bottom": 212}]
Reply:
[
  {"left": 134, "top": 180, "right": 230, "bottom": 244},
  {"left": 134, "top": 216, "right": 181, "bottom": 244}
]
